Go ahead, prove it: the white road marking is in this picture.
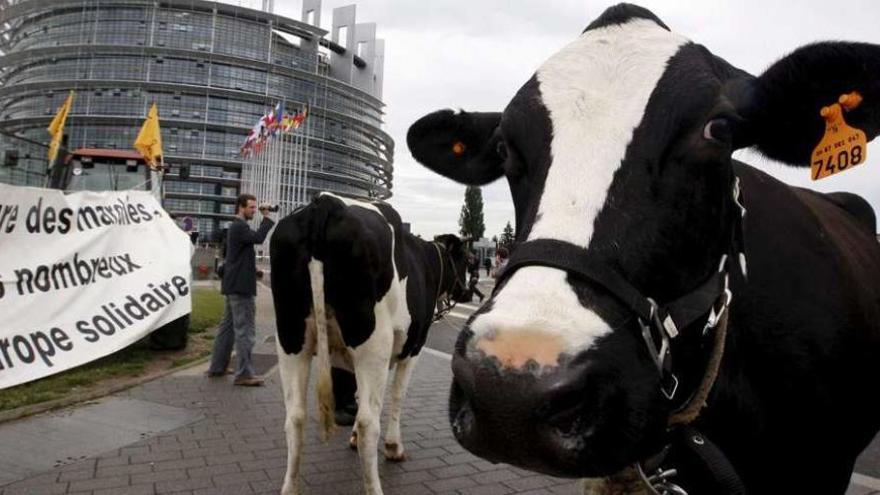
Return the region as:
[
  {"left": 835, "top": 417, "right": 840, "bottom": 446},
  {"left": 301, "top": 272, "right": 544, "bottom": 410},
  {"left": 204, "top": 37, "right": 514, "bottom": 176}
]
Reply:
[
  {"left": 456, "top": 302, "right": 483, "bottom": 311},
  {"left": 423, "top": 303, "right": 480, "bottom": 361},
  {"left": 447, "top": 310, "right": 472, "bottom": 320},
  {"left": 421, "top": 347, "right": 452, "bottom": 361},
  {"left": 852, "top": 472, "right": 880, "bottom": 490}
]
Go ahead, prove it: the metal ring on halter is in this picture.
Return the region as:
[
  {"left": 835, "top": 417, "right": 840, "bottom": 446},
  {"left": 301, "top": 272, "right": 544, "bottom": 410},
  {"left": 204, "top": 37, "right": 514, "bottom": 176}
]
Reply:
[
  {"left": 703, "top": 287, "right": 732, "bottom": 336},
  {"left": 636, "top": 461, "right": 689, "bottom": 495}
]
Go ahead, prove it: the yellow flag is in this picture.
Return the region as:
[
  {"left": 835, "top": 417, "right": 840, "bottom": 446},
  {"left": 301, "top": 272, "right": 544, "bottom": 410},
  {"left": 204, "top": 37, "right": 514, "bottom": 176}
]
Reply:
[
  {"left": 134, "top": 103, "right": 163, "bottom": 169},
  {"left": 47, "top": 91, "right": 75, "bottom": 164}
]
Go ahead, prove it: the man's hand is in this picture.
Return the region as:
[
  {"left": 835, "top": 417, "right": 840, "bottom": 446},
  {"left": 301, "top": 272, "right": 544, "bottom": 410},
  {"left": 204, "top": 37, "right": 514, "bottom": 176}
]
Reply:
[{"left": 258, "top": 203, "right": 277, "bottom": 218}]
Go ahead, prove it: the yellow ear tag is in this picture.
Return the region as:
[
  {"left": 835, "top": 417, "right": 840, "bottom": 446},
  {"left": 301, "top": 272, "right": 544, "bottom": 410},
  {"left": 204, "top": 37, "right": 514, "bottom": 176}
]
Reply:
[
  {"left": 810, "top": 91, "right": 867, "bottom": 181},
  {"left": 452, "top": 141, "right": 467, "bottom": 157}
]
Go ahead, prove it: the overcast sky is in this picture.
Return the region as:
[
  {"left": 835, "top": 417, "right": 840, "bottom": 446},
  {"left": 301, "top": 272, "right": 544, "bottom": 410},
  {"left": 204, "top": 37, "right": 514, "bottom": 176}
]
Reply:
[{"left": 239, "top": 0, "right": 880, "bottom": 238}]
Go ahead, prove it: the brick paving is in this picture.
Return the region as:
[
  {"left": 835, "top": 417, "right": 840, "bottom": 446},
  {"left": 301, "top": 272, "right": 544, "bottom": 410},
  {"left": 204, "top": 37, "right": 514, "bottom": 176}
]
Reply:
[
  {"left": 0, "top": 285, "right": 581, "bottom": 495},
  {"left": 0, "top": 354, "right": 582, "bottom": 495}
]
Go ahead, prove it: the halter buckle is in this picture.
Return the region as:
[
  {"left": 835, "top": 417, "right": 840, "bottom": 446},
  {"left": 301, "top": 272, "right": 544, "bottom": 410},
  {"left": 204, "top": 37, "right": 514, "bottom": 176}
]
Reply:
[{"left": 639, "top": 298, "right": 671, "bottom": 374}]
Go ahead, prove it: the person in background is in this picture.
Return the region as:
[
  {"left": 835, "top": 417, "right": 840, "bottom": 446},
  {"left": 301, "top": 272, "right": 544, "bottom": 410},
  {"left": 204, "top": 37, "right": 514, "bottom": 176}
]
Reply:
[
  {"left": 206, "top": 194, "right": 275, "bottom": 386},
  {"left": 492, "top": 247, "right": 509, "bottom": 280},
  {"left": 467, "top": 251, "right": 485, "bottom": 303},
  {"left": 483, "top": 257, "right": 492, "bottom": 277}
]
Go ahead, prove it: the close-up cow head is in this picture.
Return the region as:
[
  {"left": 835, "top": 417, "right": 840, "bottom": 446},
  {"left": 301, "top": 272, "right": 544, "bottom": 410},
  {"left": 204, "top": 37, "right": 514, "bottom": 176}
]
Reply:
[
  {"left": 434, "top": 233, "right": 472, "bottom": 303},
  {"left": 407, "top": 3, "right": 880, "bottom": 478}
]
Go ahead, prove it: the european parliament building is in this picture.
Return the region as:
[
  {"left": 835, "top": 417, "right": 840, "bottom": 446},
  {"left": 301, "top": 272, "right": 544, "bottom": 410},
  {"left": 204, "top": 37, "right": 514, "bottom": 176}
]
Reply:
[{"left": 0, "top": 0, "right": 392, "bottom": 241}]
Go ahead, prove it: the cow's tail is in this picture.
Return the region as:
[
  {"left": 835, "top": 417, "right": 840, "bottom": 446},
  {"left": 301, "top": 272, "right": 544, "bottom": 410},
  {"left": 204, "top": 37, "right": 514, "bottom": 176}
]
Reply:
[{"left": 308, "top": 257, "right": 335, "bottom": 442}]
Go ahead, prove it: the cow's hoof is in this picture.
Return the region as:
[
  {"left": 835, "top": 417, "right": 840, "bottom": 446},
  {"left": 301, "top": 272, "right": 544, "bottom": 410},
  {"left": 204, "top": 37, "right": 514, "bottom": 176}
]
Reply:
[
  {"left": 384, "top": 442, "right": 406, "bottom": 462},
  {"left": 349, "top": 431, "right": 358, "bottom": 450},
  {"left": 280, "top": 479, "right": 302, "bottom": 495}
]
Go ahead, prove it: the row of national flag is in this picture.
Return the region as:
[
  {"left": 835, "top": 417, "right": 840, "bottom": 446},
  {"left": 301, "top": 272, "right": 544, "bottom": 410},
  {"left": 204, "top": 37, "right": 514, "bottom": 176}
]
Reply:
[
  {"left": 47, "top": 95, "right": 304, "bottom": 167},
  {"left": 240, "top": 101, "right": 309, "bottom": 157}
]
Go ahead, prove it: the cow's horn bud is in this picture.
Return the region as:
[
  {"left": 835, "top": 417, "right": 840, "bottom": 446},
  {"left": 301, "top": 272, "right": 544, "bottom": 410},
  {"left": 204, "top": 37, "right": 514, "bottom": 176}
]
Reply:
[{"left": 839, "top": 91, "right": 863, "bottom": 111}]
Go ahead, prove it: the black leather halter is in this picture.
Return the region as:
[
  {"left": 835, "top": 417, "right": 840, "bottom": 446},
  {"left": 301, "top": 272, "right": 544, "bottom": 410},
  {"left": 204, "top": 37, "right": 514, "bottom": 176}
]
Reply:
[
  {"left": 494, "top": 176, "right": 747, "bottom": 405},
  {"left": 494, "top": 177, "right": 748, "bottom": 494},
  {"left": 432, "top": 242, "right": 467, "bottom": 322}
]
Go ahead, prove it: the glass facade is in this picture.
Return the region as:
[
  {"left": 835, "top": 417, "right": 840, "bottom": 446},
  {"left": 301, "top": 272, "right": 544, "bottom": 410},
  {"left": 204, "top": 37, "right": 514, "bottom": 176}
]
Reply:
[{"left": 0, "top": 0, "right": 393, "bottom": 242}]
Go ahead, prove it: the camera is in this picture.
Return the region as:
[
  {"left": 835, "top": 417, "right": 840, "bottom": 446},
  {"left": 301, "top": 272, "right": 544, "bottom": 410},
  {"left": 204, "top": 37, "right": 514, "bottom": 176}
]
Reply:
[{"left": 259, "top": 203, "right": 279, "bottom": 212}]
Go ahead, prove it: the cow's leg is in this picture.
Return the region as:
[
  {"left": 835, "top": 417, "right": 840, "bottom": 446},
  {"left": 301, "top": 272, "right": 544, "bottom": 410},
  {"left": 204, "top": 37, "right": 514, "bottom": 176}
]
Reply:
[
  {"left": 277, "top": 340, "right": 312, "bottom": 495},
  {"left": 383, "top": 355, "right": 418, "bottom": 461},
  {"left": 350, "top": 308, "right": 393, "bottom": 495},
  {"left": 349, "top": 426, "right": 359, "bottom": 450}
]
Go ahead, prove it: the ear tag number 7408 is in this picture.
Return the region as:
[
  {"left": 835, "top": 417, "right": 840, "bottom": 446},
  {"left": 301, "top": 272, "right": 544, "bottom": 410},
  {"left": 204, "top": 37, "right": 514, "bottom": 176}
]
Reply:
[{"left": 811, "top": 92, "right": 867, "bottom": 181}]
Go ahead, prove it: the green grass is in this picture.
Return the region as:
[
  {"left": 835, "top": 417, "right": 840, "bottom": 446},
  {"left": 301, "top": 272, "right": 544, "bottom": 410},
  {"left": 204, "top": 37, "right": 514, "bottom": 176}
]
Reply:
[
  {"left": 0, "top": 288, "right": 225, "bottom": 413},
  {"left": 0, "top": 341, "right": 153, "bottom": 411},
  {"left": 190, "top": 287, "right": 225, "bottom": 333}
]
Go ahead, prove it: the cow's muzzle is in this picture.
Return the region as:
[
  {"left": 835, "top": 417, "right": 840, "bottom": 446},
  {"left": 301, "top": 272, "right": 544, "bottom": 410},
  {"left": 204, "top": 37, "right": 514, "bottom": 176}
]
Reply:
[{"left": 448, "top": 338, "right": 635, "bottom": 478}]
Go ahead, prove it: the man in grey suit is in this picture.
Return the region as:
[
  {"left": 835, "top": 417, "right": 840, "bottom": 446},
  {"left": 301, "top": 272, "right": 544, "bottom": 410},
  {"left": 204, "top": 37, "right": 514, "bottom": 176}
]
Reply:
[{"left": 207, "top": 193, "right": 275, "bottom": 386}]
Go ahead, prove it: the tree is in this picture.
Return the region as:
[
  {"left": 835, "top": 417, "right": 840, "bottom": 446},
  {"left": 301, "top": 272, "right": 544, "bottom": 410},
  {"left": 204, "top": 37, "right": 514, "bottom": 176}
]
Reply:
[
  {"left": 499, "top": 221, "right": 515, "bottom": 248},
  {"left": 458, "top": 186, "right": 485, "bottom": 240}
]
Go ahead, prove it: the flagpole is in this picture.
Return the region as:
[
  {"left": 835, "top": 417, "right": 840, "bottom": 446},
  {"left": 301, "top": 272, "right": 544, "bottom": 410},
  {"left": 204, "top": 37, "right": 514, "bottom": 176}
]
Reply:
[
  {"left": 280, "top": 129, "right": 287, "bottom": 215},
  {"left": 280, "top": 129, "right": 286, "bottom": 214},
  {"left": 302, "top": 103, "right": 311, "bottom": 205},
  {"left": 267, "top": 132, "right": 273, "bottom": 215},
  {"left": 259, "top": 135, "right": 265, "bottom": 218},
  {"left": 290, "top": 128, "right": 299, "bottom": 208},
  {"left": 258, "top": 136, "right": 263, "bottom": 199},
  {"left": 294, "top": 119, "right": 301, "bottom": 206},
  {"left": 294, "top": 124, "right": 303, "bottom": 206},
  {"left": 150, "top": 156, "right": 163, "bottom": 204},
  {"left": 269, "top": 131, "right": 275, "bottom": 207},
  {"left": 287, "top": 129, "right": 294, "bottom": 211},
  {"left": 273, "top": 126, "right": 280, "bottom": 211},
  {"left": 258, "top": 132, "right": 265, "bottom": 226},
  {"left": 300, "top": 116, "right": 306, "bottom": 205}
]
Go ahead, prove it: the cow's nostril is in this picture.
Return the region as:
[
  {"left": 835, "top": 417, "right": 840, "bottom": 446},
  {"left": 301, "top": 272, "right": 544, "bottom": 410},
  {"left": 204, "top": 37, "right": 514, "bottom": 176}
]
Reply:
[
  {"left": 451, "top": 397, "right": 475, "bottom": 439},
  {"left": 546, "top": 399, "right": 596, "bottom": 435}
]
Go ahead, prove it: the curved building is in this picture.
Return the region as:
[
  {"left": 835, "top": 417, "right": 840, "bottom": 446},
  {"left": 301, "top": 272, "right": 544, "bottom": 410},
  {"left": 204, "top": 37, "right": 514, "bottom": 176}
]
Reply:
[{"left": 0, "top": 0, "right": 392, "bottom": 241}]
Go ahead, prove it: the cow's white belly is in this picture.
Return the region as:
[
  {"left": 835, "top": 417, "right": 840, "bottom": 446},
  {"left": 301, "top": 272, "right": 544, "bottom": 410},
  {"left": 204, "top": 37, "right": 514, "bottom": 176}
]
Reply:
[
  {"left": 390, "top": 276, "right": 412, "bottom": 361},
  {"left": 319, "top": 274, "right": 410, "bottom": 373}
]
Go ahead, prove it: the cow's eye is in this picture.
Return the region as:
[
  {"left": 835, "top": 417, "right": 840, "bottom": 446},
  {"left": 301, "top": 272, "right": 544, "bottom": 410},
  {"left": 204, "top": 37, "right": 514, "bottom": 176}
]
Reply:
[
  {"left": 496, "top": 140, "right": 509, "bottom": 161},
  {"left": 703, "top": 118, "right": 732, "bottom": 144}
]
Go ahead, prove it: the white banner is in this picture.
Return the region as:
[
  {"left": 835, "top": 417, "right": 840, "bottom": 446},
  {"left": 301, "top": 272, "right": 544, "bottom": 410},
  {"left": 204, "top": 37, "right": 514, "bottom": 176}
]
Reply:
[{"left": 0, "top": 183, "right": 192, "bottom": 389}]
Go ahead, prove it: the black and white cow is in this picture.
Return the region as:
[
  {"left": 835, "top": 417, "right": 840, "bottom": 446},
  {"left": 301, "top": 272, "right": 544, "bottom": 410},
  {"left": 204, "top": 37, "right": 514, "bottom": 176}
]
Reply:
[
  {"left": 270, "top": 192, "right": 469, "bottom": 495},
  {"left": 407, "top": 4, "right": 880, "bottom": 494}
]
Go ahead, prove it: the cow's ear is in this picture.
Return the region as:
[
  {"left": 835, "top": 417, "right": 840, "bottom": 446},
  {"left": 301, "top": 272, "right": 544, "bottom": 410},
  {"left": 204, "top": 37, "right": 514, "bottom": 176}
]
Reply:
[
  {"left": 734, "top": 42, "right": 880, "bottom": 165},
  {"left": 407, "top": 110, "right": 504, "bottom": 185},
  {"left": 434, "top": 234, "right": 463, "bottom": 253},
  {"left": 433, "top": 233, "right": 456, "bottom": 247}
]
